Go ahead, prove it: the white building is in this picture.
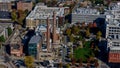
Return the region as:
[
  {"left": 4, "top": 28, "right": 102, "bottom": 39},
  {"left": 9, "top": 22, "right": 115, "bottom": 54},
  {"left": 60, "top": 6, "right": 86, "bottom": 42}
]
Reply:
[
  {"left": 105, "top": 2, "right": 120, "bottom": 63},
  {"left": 26, "top": 3, "right": 68, "bottom": 29},
  {"left": 72, "top": 8, "right": 105, "bottom": 24}
]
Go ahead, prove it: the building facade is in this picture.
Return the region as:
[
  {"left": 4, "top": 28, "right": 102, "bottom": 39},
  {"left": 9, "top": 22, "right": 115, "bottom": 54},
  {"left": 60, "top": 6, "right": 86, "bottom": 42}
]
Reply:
[
  {"left": 17, "top": 1, "right": 33, "bottom": 11},
  {"left": 0, "top": 1, "right": 11, "bottom": 11},
  {"left": 71, "top": 8, "right": 105, "bottom": 24},
  {"left": 9, "top": 30, "right": 23, "bottom": 57},
  {"left": 26, "top": 3, "right": 68, "bottom": 29},
  {"left": 28, "top": 35, "right": 41, "bottom": 59},
  {"left": 105, "top": 2, "right": 120, "bottom": 63}
]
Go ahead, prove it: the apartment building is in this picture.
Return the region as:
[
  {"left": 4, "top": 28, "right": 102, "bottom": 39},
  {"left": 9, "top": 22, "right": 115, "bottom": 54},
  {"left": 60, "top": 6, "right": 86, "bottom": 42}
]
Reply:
[{"left": 105, "top": 2, "right": 120, "bottom": 63}]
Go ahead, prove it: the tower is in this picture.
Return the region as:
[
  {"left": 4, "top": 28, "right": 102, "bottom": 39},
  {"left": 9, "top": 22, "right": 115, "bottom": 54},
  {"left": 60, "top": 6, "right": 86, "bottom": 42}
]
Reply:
[
  {"left": 53, "top": 11, "right": 57, "bottom": 44},
  {"left": 47, "top": 17, "right": 50, "bottom": 51}
]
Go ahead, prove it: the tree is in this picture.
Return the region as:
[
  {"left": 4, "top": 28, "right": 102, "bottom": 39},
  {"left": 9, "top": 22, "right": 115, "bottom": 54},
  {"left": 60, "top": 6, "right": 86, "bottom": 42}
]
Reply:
[
  {"left": 7, "top": 27, "right": 12, "bottom": 36},
  {"left": 11, "top": 10, "right": 18, "bottom": 22},
  {"left": 94, "top": 59, "right": 99, "bottom": 67},
  {"left": 24, "top": 56, "right": 34, "bottom": 68},
  {"left": 69, "top": 35, "right": 74, "bottom": 42},
  {"left": 68, "top": 53, "right": 73, "bottom": 59},
  {"left": 66, "top": 28, "right": 71, "bottom": 36},
  {"left": 73, "top": 26, "right": 79, "bottom": 35},
  {"left": 17, "top": 10, "right": 26, "bottom": 25},
  {"left": 81, "top": 22, "right": 85, "bottom": 29},
  {"left": 88, "top": 23, "right": 93, "bottom": 28},
  {"left": 46, "top": 0, "right": 57, "bottom": 7},
  {"left": 93, "top": 22, "right": 97, "bottom": 28},
  {"left": 59, "top": 62, "right": 63, "bottom": 68},
  {"left": 96, "top": 31, "right": 102, "bottom": 40},
  {"left": 71, "top": 58, "right": 76, "bottom": 65},
  {"left": 66, "top": 64, "right": 70, "bottom": 68},
  {"left": 0, "top": 35, "right": 5, "bottom": 42},
  {"left": 79, "top": 58, "right": 83, "bottom": 67},
  {"left": 37, "top": 0, "right": 45, "bottom": 3},
  {"left": 85, "top": 28, "right": 90, "bottom": 38}
]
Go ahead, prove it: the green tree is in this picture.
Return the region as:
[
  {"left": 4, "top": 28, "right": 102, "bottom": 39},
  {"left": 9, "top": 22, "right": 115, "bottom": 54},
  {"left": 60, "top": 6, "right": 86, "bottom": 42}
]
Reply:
[
  {"left": 17, "top": 10, "right": 26, "bottom": 25},
  {"left": 96, "top": 31, "right": 102, "bottom": 40},
  {"left": 85, "top": 28, "right": 90, "bottom": 38},
  {"left": 0, "top": 35, "right": 5, "bottom": 42},
  {"left": 24, "top": 56, "right": 34, "bottom": 68},
  {"left": 11, "top": 10, "right": 18, "bottom": 22},
  {"left": 7, "top": 27, "right": 12, "bottom": 36}
]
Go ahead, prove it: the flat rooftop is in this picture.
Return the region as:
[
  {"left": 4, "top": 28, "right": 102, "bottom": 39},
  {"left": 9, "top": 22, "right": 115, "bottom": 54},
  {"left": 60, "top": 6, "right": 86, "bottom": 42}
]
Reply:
[
  {"left": 0, "top": 11, "right": 11, "bottom": 19},
  {"left": 72, "top": 8, "right": 100, "bottom": 15},
  {"left": 26, "top": 4, "right": 66, "bottom": 19},
  {"left": 29, "top": 35, "right": 41, "bottom": 44}
]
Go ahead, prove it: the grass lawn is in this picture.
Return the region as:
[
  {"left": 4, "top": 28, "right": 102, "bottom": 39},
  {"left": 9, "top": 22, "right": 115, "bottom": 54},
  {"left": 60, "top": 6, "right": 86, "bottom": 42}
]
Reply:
[{"left": 74, "top": 41, "right": 94, "bottom": 62}]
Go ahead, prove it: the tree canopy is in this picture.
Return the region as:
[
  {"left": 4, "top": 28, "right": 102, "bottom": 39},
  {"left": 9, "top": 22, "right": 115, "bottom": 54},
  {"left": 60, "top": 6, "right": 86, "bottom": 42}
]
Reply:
[
  {"left": 96, "top": 31, "right": 102, "bottom": 40},
  {"left": 24, "top": 56, "right": 34, "bottom": 68},
  {"left": 0, "top": 35, "right": 5, "bottom": 42},
  {"left": 11, "top": 10, "right": 18, "bottom": 22},
  {"left": 7, "top": 27, "right": 12, "bottom": 36}
]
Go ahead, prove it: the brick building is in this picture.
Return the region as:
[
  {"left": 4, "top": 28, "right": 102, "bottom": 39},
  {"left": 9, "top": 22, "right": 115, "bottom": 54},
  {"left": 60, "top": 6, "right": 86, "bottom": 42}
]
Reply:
[
  {"left": 0, "top": 1, "right": 12, "bottom": 11},
  {"left": 17, "top": 1, "right": 33, "bottom": 11}
]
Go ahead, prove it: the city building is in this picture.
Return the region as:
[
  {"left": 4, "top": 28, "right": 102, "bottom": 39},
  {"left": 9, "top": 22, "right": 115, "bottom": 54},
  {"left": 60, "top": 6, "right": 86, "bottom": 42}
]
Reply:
[
  {"left": 71, "top": 8, "right": 105, "bottom": 24},
  {"left": 0, "top": 23, "right": 13, "bottom": 39},
  {"left": 28, "top": 12, "right": 61, "bottom": 60},
  {"left": 28, "top": 35, "right": 42, "bottom": 59},
  {"left": 8, "top": 30, "right": 23, "bottom": 57},
  {"left": 26, "top": 3, "right": 68, "bottom": 29},
  {"left": 105, "top": 2, "right": 120, "bottom": 63},
  {"left": 0, "top": 0, "right": 12, "bottom": 11},
  {"left": 17, "top": 1, "right": 33, "bottom": 11}
]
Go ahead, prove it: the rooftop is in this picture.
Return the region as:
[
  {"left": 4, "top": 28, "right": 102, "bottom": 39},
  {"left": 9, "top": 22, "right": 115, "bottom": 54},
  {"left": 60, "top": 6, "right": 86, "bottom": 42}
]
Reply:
[
  {"left": 72, "top": 8, "right": 100, "bottom": 15},
  {"left": 109, "top": 2, "right": 120, "bottom": 10},
  {"left": 0, "top": 11, "right": 11, "bottom": 20},
  {"left": 29, "top": 35, "right": 41, "bottom": 44},
  {"left": 0, "top": 0, "right": 11, "bottom": 2},
  {"left": 0, "top": 23, "right": 12, "bottom": 28},
  {"left": 0, "top": 22, "right": 13, "bottom": 33},
  {"left": 106, "top": 2, "right": 120, "bottom": 26},
  {"left": 26, "top": 4, "right": 66, "bottom": 19}
]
